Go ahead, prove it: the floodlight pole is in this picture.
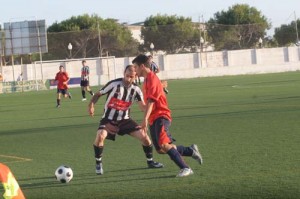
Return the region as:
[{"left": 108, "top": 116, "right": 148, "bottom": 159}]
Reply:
[
  {"left": 258, "top": 37, "right": 263, "bottom": 48},
  {"left": 98, "top": 22, "right": 102, "bottom": 57},
  {"left": 200, "top": 36, "right": 204, "bottom": 52},
  {"left": 295, "top": 11, "right": 299, "bottom": 45},
  {"left": 35, "top": 18, "right": 43, "bottom": 81}
]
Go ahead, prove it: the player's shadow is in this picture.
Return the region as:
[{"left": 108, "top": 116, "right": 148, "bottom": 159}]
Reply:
[
  {"left": 18, "top": 167, "right": 175, "bottom": 190},
  {"left": 18, "top": 176, "right": 66, "bottom": 190}
]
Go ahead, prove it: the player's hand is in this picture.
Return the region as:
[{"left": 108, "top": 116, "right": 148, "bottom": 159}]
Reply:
[
  {"left": 88, "top": 106, "right": 95, "bottom": 117},
  {"left": 141, "top": 118, "right": 148, "bottom": 132}
]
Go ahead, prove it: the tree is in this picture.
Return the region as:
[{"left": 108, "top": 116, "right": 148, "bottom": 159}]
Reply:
[
  {"left": 46, "top": 14, "right": 139, "bottom": 59},
  {"left": 207, "top": 4, "right": 270, "bottom": 50},
  {"left": 141, "top": 15, "right": 200, "bottom": 54},
  {"left": 274, "top": 19, "right": 300, "bottom": 46}
]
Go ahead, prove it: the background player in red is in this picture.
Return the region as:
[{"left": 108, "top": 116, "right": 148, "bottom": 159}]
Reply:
[
  {"left": 55, "top": 65, "right": 72, "bottom": 108},
  {"left": 132, "top": 54, "right": 203, "bottom": 177},
  {"left": 88, "top": 65, "right": 163, "bottom": 175}
]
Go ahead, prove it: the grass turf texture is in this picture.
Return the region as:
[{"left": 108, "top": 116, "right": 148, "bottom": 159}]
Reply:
[{"left": 0, "top": 72, "right": 300, "bottom": 198}]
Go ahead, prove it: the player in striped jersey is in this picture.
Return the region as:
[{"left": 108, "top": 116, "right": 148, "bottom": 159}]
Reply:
[
  {"left": 133, "top": 54, "right": 203, "bottom": 177},
  {"left": 88, "top": 65, "right": 163, "bottom": 175},
  {"left": 148, "top": 55, "right": 169, "bottom": 94},
  {"left": 81, "top": 60, "right": 94, "bottom": 101}
]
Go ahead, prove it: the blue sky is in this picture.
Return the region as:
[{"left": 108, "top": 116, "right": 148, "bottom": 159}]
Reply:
[{"left": 1, "top": 0, "right": 299, "bottom": 36}]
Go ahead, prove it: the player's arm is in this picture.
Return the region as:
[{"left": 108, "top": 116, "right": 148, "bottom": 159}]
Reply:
[
  {"left": 88, "top": 92, "right": 102, "bottom": 117},
  {"left": 141, "top": 98, "right": 155, "bottom": 131},
  {"left": 137, "top": 100, "right": 146, "bottom": 112},
  {"left": 63, "top": 73, "right": 70, "bottom": 86},
  {"left": 54, "top": 74, "right": 58, "bottom": 82}
]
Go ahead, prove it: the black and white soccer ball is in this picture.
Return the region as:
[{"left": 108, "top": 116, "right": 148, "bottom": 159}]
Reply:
[{"left": 55, "top": 165, "right": 73, "bottom": 183}]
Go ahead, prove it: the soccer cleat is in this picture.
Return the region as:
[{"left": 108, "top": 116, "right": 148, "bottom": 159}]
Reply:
[
  {"left": 163, "top": 88, "right": 169, "bottom": 94},
  {"left": 147, "top": 161, "right": 164, "bottom": 168},
  {"left": 96, "top": 163, "right": 103, "bottom": 175},
  {"left": 82, "top": 98, "right": 87, "bottom": 101},
  {"left": 56, "top": 104, "right": 61, "bottom": 108},
  {"left": 191, "top": 144, "right": 203, "bottom": 164},
  {"left": 176, "top": 168, "right": 194, "bottom": 177},
  {"left": 68, "top": 93, "right": 72, "bottom": 99}
]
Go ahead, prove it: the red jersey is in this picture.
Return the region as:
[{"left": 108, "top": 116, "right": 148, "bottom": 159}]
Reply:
[
  {"left": 143, "top": 71, "right": 171, "bottom": 125},
  {"left": 55, "top": 72, "right": 69, "bottom": 89}
]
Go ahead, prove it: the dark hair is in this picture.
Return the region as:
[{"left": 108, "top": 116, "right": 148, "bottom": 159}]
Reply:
[
  {"left": 59, "top": 65, "right": 64, "bottom": 69},
  {"left": 132, "top": 54, "right": 150, "bottom": 68},
  {"left": 82, "top": 60, "right": 86, "bottom": 63}
]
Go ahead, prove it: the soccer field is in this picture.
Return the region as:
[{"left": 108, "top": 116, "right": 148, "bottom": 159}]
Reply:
[{"left": 1, "top": 72, "right": 300, "bottom": 199}]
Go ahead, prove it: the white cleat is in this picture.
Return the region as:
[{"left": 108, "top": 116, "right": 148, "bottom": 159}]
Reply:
[
  {"left": 82, "top": 98, "right": 87, "bottom": 101},
  {"left": 191, "top": 144, "right": 203, "bottom": 165},
  {"left": 96, "top": 163, "right": 103, "bottom": 175},
  {"left": 176, "top": 168, "right": 194, "bottom": 177}
]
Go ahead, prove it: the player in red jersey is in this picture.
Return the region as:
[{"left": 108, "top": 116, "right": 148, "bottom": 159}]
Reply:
[
  {"left": 55, "top": 65, "right": 72, "bottom": 108},
  {"left": 132, "top": 54, "right": 203, "bottom": 177}
]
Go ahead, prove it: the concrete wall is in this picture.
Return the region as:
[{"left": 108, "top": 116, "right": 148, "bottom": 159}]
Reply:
[{"left": 1, "top": 47, "right": 300, "bottom": 89}]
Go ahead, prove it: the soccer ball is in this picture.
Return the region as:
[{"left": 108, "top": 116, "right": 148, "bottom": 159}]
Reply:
[{"left": 55, "top": 165, "right": 73, "bottom": 183}]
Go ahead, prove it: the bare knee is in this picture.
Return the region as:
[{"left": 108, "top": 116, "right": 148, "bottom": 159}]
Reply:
[
  {"left": 156, "top": 149, "right": 166, "bottom": 154},
  {"left": 94, "top": 130, "right": 107, "bottom": 146},
  {"left": 131, "top": 129, "right": 151, "bottom": 146},
  {"left": 141, "top": 134, "right": 151, "bottom": 146},
  {"left": 158, "top": 143, "right": 174, "bottom": 154}
]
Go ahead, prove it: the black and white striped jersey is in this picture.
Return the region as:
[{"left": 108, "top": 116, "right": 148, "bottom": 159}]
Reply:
[
  {"left": 99, "top": 78, "right": 144, "bottom": 121},
  {"left": 150, "top": 61, "right": 159, "bottom": 73},
  {"left": 81, "top": 66, "right": 90, "bottom": 80}
]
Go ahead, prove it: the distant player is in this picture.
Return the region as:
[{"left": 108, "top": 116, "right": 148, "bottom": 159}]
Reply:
[
  {"left": 132, "top": 54, "right": 203, "bottom": 177},
  {"left": 148, "top": 55, "right": 169, "bottom": 94},
  {"left": 81, "top": 60, "right": 94, "bottom": 101},
  {"left": 55, "top": 65, "right": 72, "bottom": 108},
  {"left": 88, "top": 64, "right": 163, "bottom": 175}
]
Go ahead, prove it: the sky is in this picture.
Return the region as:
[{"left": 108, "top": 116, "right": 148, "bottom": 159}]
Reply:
[{"left": 1, "top": 0, "right": 299, "bottom": 36}]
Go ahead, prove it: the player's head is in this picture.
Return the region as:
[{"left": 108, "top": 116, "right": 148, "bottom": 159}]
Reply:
[
  {"left": 82, "top": 60, "right": 86, "bottom": 65},
  {"left": 123, "top": 65, "right": 137, "bottom": 86},
  {"left": 148, "top": 55, "right": 153, "bottom": 61},
  {"left": 132, "top": 54, "right": 151, "bottom": 76},
  {"left": 59, "top": 65, "right": 64, "bottom": 72}
]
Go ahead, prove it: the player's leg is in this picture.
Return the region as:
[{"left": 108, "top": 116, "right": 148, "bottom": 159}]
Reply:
[
  {"left": 93, "top": 129, "right": 108, "bottom": 175},
  {"left": 86, "top": 86, "right": 94, "bottom": 96},
  {"left": 176, "top": 144, "right": 203, "bottom": 165},
  {"left": 93, "top": 120, "right": 118, "bottom": 175},
  {"left": 63, "top": 89, "right": 72, "bottom": 99},
  {"left": 67, "top": 89, "right": 72, "bottom": 99},
  {"left": 56, "top": 89, "right": 62, "bottom": 107},
  {"left": 121, "top": 119, "right": 163, "bottom": 168},
  {"left": 151, "top": 118, "right": 193, "bottom": 177},
  {"left": 129, "top": 129, "right": 164, "bottom": 168},
  {"left": 81, "top": 85, "right": 86, "bottom": 101}
]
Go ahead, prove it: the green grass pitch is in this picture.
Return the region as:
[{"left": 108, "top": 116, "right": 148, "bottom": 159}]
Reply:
[{"left": 1, "top": 71, "right": 300, "bottom": 198}]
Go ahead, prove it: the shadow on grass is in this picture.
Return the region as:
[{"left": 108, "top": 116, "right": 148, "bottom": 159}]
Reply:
[
  {"left": 0, "top": 114, "right": 89, "bottom": 124},
  {"left": 19, "top": 167, "right": 175, "bottom": 190},
  {"left": 0, "top": 122, "right": 94, "bottom": 136}
]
